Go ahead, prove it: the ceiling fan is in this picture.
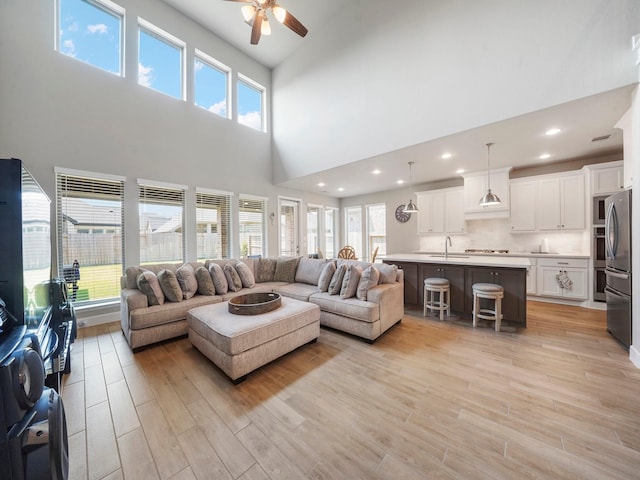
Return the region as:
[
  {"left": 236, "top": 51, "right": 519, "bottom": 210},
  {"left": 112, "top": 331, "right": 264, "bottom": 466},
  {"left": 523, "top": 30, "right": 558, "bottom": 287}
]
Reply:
[{"left": 225, "top": 0, "right": 308, "bottom": 45}]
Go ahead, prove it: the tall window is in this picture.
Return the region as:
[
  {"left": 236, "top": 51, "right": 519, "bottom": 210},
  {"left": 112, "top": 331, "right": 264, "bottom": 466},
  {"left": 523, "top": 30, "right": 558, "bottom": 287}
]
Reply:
[
  {"left": 196, "top": 189, "right": 231, "bottom": 261},
  {"left": 345, "top": 206, "right": 363, "bottom": 260},
  {"left": 56, "top": 169, "right": 125, "bottom": 304},
  {"left": 307, "top": 205, "right": 321, "bottom": 256},
  {"left": 138, "top": 19, "right": 185, "bottom": 100},
  {"left": 239, "top": 196, "right": 266, "bottom": 257},
  {"left": 57, "top": 0, "right": 124, "bottom": 75},
  {"left": 325, "top": 208, "right": 338, "bottom": 259},
  {"left": 366, "top": 204, "right": 386, "bottom": 262},
  {"left": 139, "top": 182, "right": 185, "bottom": 264},
  {"left": 237, "top": 74, "right": 265, "bottom": 131},
  {"left": 194, "top": 50, "right": 230, "bottom": 119}
]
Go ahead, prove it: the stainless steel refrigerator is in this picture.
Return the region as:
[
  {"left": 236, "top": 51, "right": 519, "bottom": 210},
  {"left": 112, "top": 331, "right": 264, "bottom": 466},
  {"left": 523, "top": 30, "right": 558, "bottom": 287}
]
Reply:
[{"left": 605, "top": 189, "right": 632, "bottom": 349}]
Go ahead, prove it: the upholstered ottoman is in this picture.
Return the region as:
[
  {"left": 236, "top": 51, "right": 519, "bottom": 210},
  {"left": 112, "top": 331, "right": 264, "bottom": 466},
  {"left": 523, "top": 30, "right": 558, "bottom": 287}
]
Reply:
[{"left": 187, "top": 297, "right": 320, "bottom": 383}]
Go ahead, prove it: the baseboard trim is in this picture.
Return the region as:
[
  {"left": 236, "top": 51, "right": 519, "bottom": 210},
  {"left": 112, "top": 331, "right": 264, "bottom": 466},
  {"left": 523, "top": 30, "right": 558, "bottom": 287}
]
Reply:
[
  {"left": 77, "top": 311, "right": 120, "bottom": 328},
  {"left": 630, "top": 345, "right": 640, "bottom": 369}
]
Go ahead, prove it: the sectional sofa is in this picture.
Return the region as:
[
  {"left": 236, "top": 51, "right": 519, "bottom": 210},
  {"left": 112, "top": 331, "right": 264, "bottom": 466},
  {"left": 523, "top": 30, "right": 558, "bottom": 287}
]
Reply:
[{"left": 120, "top": 256, "right": 404, "bottom": 350}]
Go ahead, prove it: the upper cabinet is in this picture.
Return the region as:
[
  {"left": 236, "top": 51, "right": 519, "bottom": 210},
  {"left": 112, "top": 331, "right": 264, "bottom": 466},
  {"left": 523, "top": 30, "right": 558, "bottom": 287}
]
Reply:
[
  {"left": 463, "top": 167, "right": 511, "bottom": 219},
  {"left": 416, "top": 187, "right": 465, "bottom": 234},
  {"left": 537, "top": 173, "right": 585, "bottom": 231},
  {"left": 510, "top": 179, "right": 537, "bottom": 232},
  {"left": 589, "top": 162, "right": 624, "bottom": 195}
]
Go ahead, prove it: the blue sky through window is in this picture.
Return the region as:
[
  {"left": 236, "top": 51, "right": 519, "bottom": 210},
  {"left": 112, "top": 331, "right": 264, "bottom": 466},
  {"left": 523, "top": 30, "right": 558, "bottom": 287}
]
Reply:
[
  {"left": 194, "top": 58, "right": 227, "bottom": 118},
  {"left": 58, "top": 0, "right": 122, "bottom": 75},
  {"left": 138, "top": 28, "right": 183, "bottom": 99},
  {"left": 238, "top": 79, "right": 263, "bottom": 131}
]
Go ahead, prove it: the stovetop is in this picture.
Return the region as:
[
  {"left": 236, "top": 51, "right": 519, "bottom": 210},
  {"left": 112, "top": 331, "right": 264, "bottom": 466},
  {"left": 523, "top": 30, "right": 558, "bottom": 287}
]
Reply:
[{"left": 464, "top": 249, "right": 510, "bottom": 254}]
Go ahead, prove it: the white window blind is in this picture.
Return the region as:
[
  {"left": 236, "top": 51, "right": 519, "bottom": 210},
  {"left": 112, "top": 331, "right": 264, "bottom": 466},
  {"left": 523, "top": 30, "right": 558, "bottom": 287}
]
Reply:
[
  {"left": 56, "top": 171, "right": 125, "bottom": 304},
  {"left": 307, "top": 205, "right": 321, "bottom": 256},
  {"left": 139, "top": 183, "right": 185, "bottom": 264},
  {"left": 325, "top": 208, "right": 337, "bottom": 259},
  {"left": 239, "top": 196, "right": 266, "bottom": 257},
  {"left": 366, "top": 204, "right": 386, "bottom": 262},
  {"left": 345, "top": 206, "right": 363, "bottom": 260},
  {"left": 196, "top": 190, "right": 231, "bottom": 260}
]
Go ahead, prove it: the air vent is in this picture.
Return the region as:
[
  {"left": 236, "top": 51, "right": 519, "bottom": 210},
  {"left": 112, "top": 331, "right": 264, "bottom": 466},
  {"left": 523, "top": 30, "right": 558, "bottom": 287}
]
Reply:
[{"left": 591, "top": 134, "right": 612, "bottom": 142}]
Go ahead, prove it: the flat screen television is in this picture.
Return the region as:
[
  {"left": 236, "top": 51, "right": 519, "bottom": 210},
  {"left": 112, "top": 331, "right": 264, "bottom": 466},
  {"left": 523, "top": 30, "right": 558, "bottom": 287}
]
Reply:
[{"left": 0, "top": 158, "right": 53, "bottom": 336}]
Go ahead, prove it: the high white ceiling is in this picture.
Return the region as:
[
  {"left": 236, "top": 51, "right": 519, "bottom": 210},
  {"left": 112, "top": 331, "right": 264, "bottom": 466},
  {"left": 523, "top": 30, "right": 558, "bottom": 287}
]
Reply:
[{"left": 160, "top": 0, "right": 635, "bottom": 198}]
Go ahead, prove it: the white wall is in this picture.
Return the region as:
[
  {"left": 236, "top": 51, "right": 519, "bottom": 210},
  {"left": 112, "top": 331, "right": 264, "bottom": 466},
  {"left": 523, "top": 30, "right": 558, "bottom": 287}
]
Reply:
[
  {"left": 272, "top": 0, "right": 640, "bottom": 183},
  {"left": 0, "top": 0, "right": 338, "bottom": 270}
]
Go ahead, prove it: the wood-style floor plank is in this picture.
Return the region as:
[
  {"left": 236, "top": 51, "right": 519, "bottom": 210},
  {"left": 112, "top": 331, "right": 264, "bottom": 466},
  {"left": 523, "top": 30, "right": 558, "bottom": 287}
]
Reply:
[{"left": 64, "top": 301, "right": 640, "bottom": 479}]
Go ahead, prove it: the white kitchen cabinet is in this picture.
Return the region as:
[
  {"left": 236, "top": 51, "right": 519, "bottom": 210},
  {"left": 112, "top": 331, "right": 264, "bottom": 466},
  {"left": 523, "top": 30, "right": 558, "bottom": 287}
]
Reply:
[
  {"left": 416, "top": 191, "right": 444, "bottom": 233},
  {"left": 417, "top": 187, "right": 464, "bottom": 234},
  {"left": 591, "top": 164, "right": 624, "bottom": 195},
  {"left": 463, "top": 167, "right": 510, "bottom": 219},
  {"left": 527, "top": 258, "right": 537, "bottom": 295},
  {"left": 536, "top": 258, "right": 588, "bottom": 300},
  {"left": 537, "top": 173, "right": 585, "bottom": 231},
  {"left": 510, "top": 180, "right": 537, "bottom": 231}
]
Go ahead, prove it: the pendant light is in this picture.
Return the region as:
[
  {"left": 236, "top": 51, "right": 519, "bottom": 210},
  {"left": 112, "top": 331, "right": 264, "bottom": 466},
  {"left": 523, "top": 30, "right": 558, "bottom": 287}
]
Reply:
[
  {"left": 403, "top": 161, "right": 419, "bottom": 213},
  {"left": 479, "top": 142, "right": 501, "bottom": 206}
]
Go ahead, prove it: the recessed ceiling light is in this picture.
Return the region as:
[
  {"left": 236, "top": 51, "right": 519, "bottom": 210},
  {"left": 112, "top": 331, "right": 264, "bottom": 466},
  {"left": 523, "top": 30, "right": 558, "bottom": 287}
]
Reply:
[
  {"left": 372, "top": 169, "right": 381, "bottom": 175},
  {"left": 397, "top": 180, "right": 404, "bottom": 185},
  {"left": 545, "top": 128, "right": 561, "bottom": 136},
  {"left": 317, "top": 182, "right": 325, "bottom": 187},
  {"left": 338, "top": 187, "right": 344, "bottom": 192},
  {"left": 456, "top": 168, "right": 465, "bottom": 174},
  {"left": 539, "top": 153, "right": 551, "bottom": 160},
  {"left": 441, "top": 153, "right": 452, "bottom": 159}
]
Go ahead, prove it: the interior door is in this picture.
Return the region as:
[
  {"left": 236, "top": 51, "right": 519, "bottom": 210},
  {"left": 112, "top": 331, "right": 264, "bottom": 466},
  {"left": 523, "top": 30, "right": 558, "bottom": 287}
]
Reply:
[{"left": 279, "top": 198, "right": 301, "bottom": 257}]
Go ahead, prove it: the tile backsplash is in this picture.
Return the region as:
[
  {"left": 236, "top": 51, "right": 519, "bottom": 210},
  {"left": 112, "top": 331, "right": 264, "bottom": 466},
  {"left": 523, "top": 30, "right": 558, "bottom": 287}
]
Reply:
[{"left": 418, "top": 218, "right": 590, "bottom": 255}]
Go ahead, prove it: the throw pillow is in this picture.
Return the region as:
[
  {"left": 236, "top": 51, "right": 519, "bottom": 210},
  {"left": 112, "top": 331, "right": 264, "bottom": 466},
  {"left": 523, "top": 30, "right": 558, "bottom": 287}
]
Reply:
[
  {"left": 235, "top": 261, "right": 256, "bottom": 288},
  {"left": 328, "top": 264, "right": 347, "bottom": 295},
  {"left": 377, "top": 263, "right": 398, "bottom": 284},
  {"left": 209, "top": 263, "right": 228, "bottom": 295},
  {"left": 356, "top": 265, "right": 380, "bottom": 301},
  {"left": 317, "top": 261, "right": 336, "bottom": 292},
  {"left": 340, "top": 265, "right": 363, "bottom": 299},
  {"left": 195, "top": 266, "right": 216, "bottom": 296},
  {"left": 157, "top": 270, "right": 182, "bottom": 303},
  {"left": 256, "top": 258, "right": 277, "bottom": 283},
  {"left": 274, "top": 257, "right": 300, "bottom": 283},
  {"left": 224, "top": 264, "right": 243, "bottom": 292},
  {"left": 295, "top": 257, "right": 330, "bottom": 285},
  {"left": 176, "top": 265, "right": 198, "bottom": 299},
  {"left": 125, "top": 266, "right": 145, "bottom": 289},
  {"left": 137, "top": 271, "right": 165, "bottom": 306}
]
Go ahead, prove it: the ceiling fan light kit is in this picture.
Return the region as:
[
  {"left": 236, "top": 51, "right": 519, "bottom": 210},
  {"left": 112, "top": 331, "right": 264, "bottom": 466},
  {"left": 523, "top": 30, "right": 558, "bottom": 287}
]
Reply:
[
  {"left": 226, "top": 0, "right": 308, "bottom": 45},
  {"left": 479, "top": 142, "right": 502, "bottom": 207}
]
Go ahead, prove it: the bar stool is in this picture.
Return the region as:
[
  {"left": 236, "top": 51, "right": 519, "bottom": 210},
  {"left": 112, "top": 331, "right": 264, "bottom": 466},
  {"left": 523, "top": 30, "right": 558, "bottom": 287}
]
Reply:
[
  {"left": 423, "top": 278, "right": 450, "bottom": 321},
  {"left": 472, "top": 283, "right": 504, "bottom": 332}
]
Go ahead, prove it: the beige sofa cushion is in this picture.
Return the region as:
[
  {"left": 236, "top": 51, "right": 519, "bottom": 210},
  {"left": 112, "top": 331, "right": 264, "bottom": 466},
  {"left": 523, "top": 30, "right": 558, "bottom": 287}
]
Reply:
[
  {"left": 130, "top": 295, "right": 221, "bottom": 331},
  {"left": 309, "top": 292, "right": 379, "bottom": 322},
  {"left": 357, "top": 265, "right": 380, "bottom": 301},
  {"left": 235, "top": 261, "right": 256, "bottom": 288},
  {"left": 137, "top": 271, "right": 165, "bottom": 306},
  {"left": 195, "top": 266, "right": 216, "bottom": 295},
  {"left": 328, "top": 264, "right": 347, "bottom": 295},
  {"left": 176, "top": 265, "right": 198, "bottom": 299},
  {"left": 256, "top": 258, "right": 277, "bottom": 282},
  {"left": 209, "top": 263, "right": 228, "bottom": 294},
  {"left": 340, "top": 265, "right": 362, "bottom": 299},
  {"left": 274, "top": 257, "right": 300, "bottom": 283},
  {"left": 224, "top": 264, "right": 243, "bottom": 292},
  {"left": 376, "top": 263, "right": 399, "bottom": 284},
  {"left": 294, "top": 257, "right": 330, "bottom": 285},
  {"left": 157, "top": 270, "right": 183, "bottom": 303},
  {"left": 318, "top": 261, "right": 336, "bottom": 292},
  {"left": 274, "top": 283, "right": 321, "bottom": 302}
]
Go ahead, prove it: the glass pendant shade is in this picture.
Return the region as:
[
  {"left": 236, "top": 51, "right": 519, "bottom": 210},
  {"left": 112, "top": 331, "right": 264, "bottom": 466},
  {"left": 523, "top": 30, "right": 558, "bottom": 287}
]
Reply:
[
  {"left": 273, "top": 6, "right": 287, "bottom": 23},
  {"left": 261, "top": 16, "right": 272, "bottom": 35},
  {"left": 479, "top": 142, "right": 501, "bottom": 207},
  {"left": 241, "top": 5, "right": 256, "bottom": 22}
]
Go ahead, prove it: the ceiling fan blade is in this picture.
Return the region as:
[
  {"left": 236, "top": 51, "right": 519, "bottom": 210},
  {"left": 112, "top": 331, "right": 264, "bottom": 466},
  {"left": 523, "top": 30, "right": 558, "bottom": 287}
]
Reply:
[
  {"left": 251, "top": 11, "right": 263, "bottom": 44},
  {"left": 280, "top": 9, "right": 308, "bottom": 38}
]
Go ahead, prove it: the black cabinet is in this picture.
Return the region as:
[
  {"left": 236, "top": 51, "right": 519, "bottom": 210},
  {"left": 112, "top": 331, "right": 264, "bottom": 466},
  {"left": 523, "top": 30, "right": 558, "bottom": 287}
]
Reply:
[
  {"left": 420, "top": 264, "right": 465, "bottom": 313},
  {"left": 465, "top": 267, "right": 527, "bottom": 326},
  {"left": 388, "top": 261, "right": 419, "bottom": 305}
]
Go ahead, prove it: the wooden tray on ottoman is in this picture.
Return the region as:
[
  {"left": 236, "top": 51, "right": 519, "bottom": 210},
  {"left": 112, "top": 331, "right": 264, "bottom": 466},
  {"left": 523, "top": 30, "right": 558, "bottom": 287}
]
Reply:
[{"left": 228, "top": 292, "right": 281, "bottom": 315}]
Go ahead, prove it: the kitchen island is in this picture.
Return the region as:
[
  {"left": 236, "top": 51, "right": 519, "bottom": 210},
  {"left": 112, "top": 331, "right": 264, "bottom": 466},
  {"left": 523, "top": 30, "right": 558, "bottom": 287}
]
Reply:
[{"left": 383, "top": 253, "right": 531, "bottom": 327}]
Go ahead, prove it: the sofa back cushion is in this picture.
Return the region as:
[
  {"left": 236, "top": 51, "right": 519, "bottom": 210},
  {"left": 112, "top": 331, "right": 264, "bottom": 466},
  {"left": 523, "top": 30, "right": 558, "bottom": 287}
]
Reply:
[
  {"left": 158, "top": 270, "right": 183, "bottom": 303},
  {"left": 137, "top": 271, "right": 165, "bottom": 306},
  {"left": 125, "top": 263, "right": 181, "bottom": 289},
  {"left": 235, "top": 261, "right": 256, "bottom": 288},
  {"left": 328, "top": 264, "right": 347, "bottom": 295},
  {"left": 224, "top": 264, "right": 243, "bottom": 292},
  {"left": 356, "top": 265, "right": 380, "bottom": 301},
  {"left": 176, "top": 265, "right": 198, "bottom": 299},
  {"left": 256, "top": 258, "right": 277, "bottom": 283},
  {"left": 317, "top": 261, "right": 336, "bottom": 292},
  {"left": 340, "top": 265, "right": 362, "bottom": 299},
  {"left": 295, "top": 257, "right": 331, "bottom": 285},
  {"left": 209, "top": 263, "right": 228, "bottom": 295},
  {"left": 195, "top": 266, "right": 216, "bottom": 295},
  {"left": 274, "top": 257, "right": 300, "bottom": 283},
  {"left": 377, "top": 263, "right": 399, "bottom": 284}
]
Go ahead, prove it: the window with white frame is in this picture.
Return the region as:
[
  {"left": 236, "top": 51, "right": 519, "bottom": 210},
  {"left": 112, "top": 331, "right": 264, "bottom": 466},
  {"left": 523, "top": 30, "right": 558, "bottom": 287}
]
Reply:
[
  {"left": 237, "top": 74, "right": 265, "bottom": 131},
  {"left": 139, "top": 181, "right": 185, "bottom": 263},
  {"left": 307, "top": 205, "right": 321, "bottom": 256},
  {"left": 57, "top": 0, "right": 124, "bottom": 76},
  {"left": 56, "top": 169, "right": 125, "bottom": 304},
  {"left": 239, "top": 195, "right": 266, "bottom": 257},
  {"left": 366, "top": 204, "right": 386, "bottom": 262},
  {"left": 324, "top": 207, "right": 338, "bottom": 259},
  {"left": 196, "top": 189, "right": 232, "bottom": 261},
  {"left": 345, "top": 206, "right": 363, "bottom": 260},
  {"left": 194, "top": 50, "right": 230, "bottom": 119},
  {"left": 138, "top": 18, "right": 185, "bottom": 100}
]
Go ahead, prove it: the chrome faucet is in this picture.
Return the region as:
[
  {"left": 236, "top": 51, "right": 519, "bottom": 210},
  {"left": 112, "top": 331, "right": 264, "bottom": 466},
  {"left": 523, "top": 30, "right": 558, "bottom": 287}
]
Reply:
[{"left": 445, "top": 236, "right": 452, "bottom": 259}]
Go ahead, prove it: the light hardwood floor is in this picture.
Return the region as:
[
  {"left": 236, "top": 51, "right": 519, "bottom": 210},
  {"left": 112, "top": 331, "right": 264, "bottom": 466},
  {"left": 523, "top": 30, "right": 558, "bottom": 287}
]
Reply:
[{"left": 63, "top": 301, "right": 640, "bottom": 480}]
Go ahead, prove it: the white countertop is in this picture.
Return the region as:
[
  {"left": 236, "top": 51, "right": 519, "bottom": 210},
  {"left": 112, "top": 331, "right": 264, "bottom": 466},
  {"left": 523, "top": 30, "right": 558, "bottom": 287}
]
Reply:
[
  {"left": 414, "top": 251, "right": 590, "bottom": 260},
  {"left": 384, "top": 253, "right": 531, "bottom": 268}
]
